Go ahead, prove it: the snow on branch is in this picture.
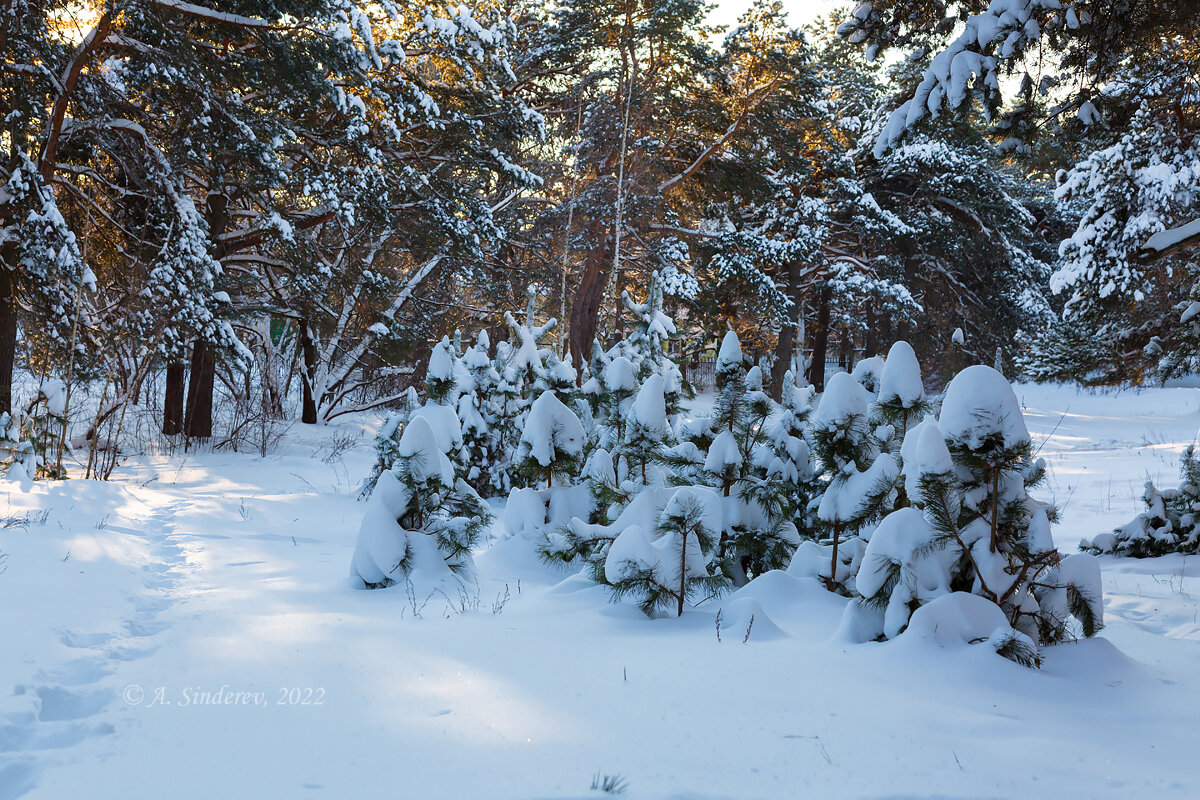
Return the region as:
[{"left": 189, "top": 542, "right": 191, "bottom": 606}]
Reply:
[
  {"left": 1139, "top": 219, "right": 1200, "bottom": 264},
  {"left": 151, "top": 1, "right": 273, "bottom": 29},
  {"left": 866, "top": 0, "right": 1051, "bottom": 157},
  {"left": 39, "top": 13, "right": 114, "bottom": 182}
]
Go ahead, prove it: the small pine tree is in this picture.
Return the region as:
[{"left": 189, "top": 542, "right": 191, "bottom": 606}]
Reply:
[
  {"left": 804, "top": 372, "right": 899, "bottom": 592},
  {"left": 350, "top": 416, "right": 491, "bottom": 592},
  {"left": 849, "top": 366, "right": 1104, "bottom": 662},
  {"left": 620, "top": 374, "right": 674, "bottom": 486},
  {"left": 22, "top": 379, "right": 70, "bottom": 480},
  {"left": 605, "top": 487, "right": 730, "bottom": 616},
  {"left": 873, "top": 341, "right": 930, "bottom": 447},
  {"left": 515, "top": 391, "right": 587, "bottom": 488},
  {"left": 1083, "top": 446, "right": 1200, "bottom": 556},
  {"left": 458, "top": 332, "right": 501, "bottom": 496}
]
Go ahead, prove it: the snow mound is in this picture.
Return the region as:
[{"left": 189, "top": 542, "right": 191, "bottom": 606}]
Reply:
[
  {"left": 716, "top": 597, "right": 785, "bottom": 642},
  {"left": 898, "top": 592, "right": 1037, "bottom": 663}
]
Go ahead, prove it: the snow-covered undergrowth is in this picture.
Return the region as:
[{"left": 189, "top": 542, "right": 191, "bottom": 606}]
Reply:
[{"left": 3, "top": 383, "right": 1200, "bottom": 798}]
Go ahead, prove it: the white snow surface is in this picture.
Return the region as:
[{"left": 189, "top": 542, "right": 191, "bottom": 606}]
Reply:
[{"left": 5, "top": 383, "right": 1200, "bottom": 797}]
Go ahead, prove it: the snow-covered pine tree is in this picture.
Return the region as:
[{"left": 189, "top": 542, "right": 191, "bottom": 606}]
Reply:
[
  {"left": 360, "top": 388, "right": 421, "bottom": 499},
  {"left": 1083, "top": 446, "right": 1200, "bottom": 557},
  {"left": 848, "top": 366, "right": 1105, "bottom": 664},
  {"left": 621, "top": 272, "right": 684, "bottom": 416},
  {"left": 516, "top": 391, "right": 587, "bottom": 489},
  {"left": 798, "top": 371, "right": 899, "bottom": 592},
  {"left": 605, "top": 486, "right": 729, "bottom": 617},
  {"left": 620, "top": 375, "right": 674, "bottom": 487},
  {"left": 597, "top": 356, "right": 639, "bottom": 455},
  {"left": 765, "top": 369, "right": 818, "bottom": 535},
  {"left": 677, "top": 331, "right": 800, "bottom": 584},
  {"left": 408, "top": 338, "right": 466, "bottom": 477},
  {"left": 458, "top": 332, "right": 503, "bottom": 496},
  {"left": 873, "top": 341, "right": 929, "bottom": 448},
  {"left": 350, "top": 416, "right": 491, "bottom": 593},
  {"left": 19, "top": 379, "right": 70, "bottom": 480}
]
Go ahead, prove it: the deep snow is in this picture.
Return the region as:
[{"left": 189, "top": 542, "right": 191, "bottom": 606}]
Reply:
[{"left": 2, "top": 383, "right": 1200, "bottom": 799}]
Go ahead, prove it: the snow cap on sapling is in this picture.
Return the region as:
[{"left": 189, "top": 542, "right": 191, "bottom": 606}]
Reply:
[
  {"left": 878, "top": 341, "right": 925, "bottom": 409},
  {"left": 938, "top": 365, "right": 1029, "bottom": 451}
]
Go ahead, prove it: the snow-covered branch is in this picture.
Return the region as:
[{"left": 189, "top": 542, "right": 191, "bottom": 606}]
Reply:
[
  {"left": 151, "top": 1, "right": 273, "bottom": 30},
  {"left": 1139, "top": 219, "right": 1200, "bottom": 264}
]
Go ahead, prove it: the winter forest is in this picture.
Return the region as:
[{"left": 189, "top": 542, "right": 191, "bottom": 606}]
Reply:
[{"left": 2, "top": 0, "right": 1199, "bottom": 797}]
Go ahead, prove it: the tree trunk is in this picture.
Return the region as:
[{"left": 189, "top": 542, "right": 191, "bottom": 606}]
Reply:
[
  {"left": 299, "top": 318, "right": 318, "bottom": 425},
  {"left": 182, "top": 184, "right": 228, "bottom": 440},
  {"left": 257, "top": 317, "right": 284, "bottom": 418},
  {"left": 769, "top": 258, "right": 802, "bottom": 401},
  {"left": 806, "top": 285, "right": 832, "bottom": 391},
  {"left": 162, "top": 363, "right": 185, "bottom": 435},
  {"left": 567, "top": 220, "right": 611, "bottom": 376},
  {"left": 184, "top": 341, "right": 215, "bottom": 439},
  {"left": 0, "top": 261, "right": 16, "bottom": 416}
]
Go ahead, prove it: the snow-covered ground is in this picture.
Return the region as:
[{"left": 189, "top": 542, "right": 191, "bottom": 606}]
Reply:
[{"left": 3, "top": 383, "right": 1200, "bottom": 799}]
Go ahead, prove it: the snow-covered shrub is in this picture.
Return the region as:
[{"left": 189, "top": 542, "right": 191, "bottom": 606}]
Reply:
[
  {"left": 350, "top": 417, "right": 491, "bottom": 593},
  {"left": 1083, "top": 446, "right": 1200, "bottom": 556},
  {"left": 797, "top": 371, "right": 898, "bottom": 592},
  {"left": 844, "top": 366, "right": 1104, "bottom": 665},
  {"left": 515, "top": 390, "right": 587, "bottom": 488},
  {"left": 21, "top": 378, "right": 70, "bottom": 480},
  {"left": 873, "top": 341, "right": 930, "bottom": 447},
  {"left": 605, "top": 486, "right": 729, "bottom": 616},
  {"left": 360, "top": 387, "right": 420, "bottom": 499}
]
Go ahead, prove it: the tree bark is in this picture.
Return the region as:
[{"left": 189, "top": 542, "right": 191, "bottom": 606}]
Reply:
[
  {"left": 162, "top": 363, "right": 185, "bottom": 435},
  {"left": 183, "top": 186, "right": 228, "bottom": 439},
  {"left": 0, "top": 257, "right": 16, "bottom": 416},
  {"left": 806, "top": 285, "right": 832, "bottom": 391},
  {"left": 567, "top": 220, "right": 611, "bottom": 376},
  {"left": 184, "top": 341, "right": 214, "bottom": 438},
  {"left": 299, "top": 318, "right": 318, "bottom": 425},
  {"left": 769, "top": 258, "right": 802, "bottom": 401}
]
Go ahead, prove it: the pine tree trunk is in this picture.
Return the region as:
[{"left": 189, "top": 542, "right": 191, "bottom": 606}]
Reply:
[
  {"left": 0, "top": 260, "right": 17, "bottom": 416},
  {"left": 298, "top": 318, "right": 318, "bottom": 425},
  {"left": 567, "top": 220, "right": 611, "bottom": 376},
  {"left": 677, "top": 531, "right": 688, "bottom": 617},
  {"left": 162, "top": 363, "right": 185, "bottom": 435},
  {"left": 182, "top": 183, "right": 228, "bottom": 440},
  {"left": 829, "top": 523, "right": 842, "bottom": 589},
  {"left": 806, "top": 286, "right": 832, "bottom": 391},
  {"left": 184, "top": 341, "right": 214, "bottom": 439}
]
